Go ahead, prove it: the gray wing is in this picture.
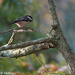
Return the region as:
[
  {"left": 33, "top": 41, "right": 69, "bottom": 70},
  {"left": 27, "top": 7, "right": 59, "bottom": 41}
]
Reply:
[{"left": 6, "top": 16, "right": 26, "bottom": 26}]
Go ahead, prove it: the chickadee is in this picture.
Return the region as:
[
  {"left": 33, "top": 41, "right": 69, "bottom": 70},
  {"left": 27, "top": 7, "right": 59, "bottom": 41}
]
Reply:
[{"left": 6, "top": 15, "right": 33, "bottom": 27}]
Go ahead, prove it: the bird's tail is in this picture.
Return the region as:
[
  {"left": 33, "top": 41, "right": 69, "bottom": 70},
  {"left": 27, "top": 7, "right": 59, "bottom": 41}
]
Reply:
[{"left": 6, "top": 21, "right": 17, "bottom": 26}]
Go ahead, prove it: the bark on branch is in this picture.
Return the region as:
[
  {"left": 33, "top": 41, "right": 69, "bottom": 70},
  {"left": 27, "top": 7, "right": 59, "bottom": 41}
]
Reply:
[
  {"left": 0, "top": 42, "right": 54, "bottom": 58},
  {"left": 0, "top": 37, "right": 56, "bottom": 51}
]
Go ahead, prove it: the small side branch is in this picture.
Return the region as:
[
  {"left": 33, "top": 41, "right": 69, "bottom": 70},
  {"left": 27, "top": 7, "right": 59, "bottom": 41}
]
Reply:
[
  {"left": 0, "top": 26, "right": 24, "bottom": 34},
  {"left": 8, "top": 31, "right": 15, "bottom": 45},
  {"left": 0, "top": 26, "right": 52, "bottom": 38},
  {"left": 34, "top": 54, "right": 49, "bottom": 72}
]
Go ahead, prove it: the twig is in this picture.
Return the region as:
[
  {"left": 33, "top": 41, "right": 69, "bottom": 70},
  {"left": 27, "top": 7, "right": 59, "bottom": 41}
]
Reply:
[
  {"left": 34, "top": 54, "right": 49, "bottom": 72},
  {"left": 0, "top": 26, "right": 24, "bottom": 34},
  {"left": 8, "top": 31, "right": 15, "bottom": 45},
  {"left": 0, "top": 25, "right": 53, "bottom": 39},
  {"left": 0, "top": 26, "right": 51, "bottom": 35}
]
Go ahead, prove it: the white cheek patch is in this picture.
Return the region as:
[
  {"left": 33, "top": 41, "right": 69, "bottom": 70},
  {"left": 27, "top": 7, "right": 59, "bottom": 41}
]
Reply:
[{"left": 27, "top": 16, "right": 32, "bottom": 20}]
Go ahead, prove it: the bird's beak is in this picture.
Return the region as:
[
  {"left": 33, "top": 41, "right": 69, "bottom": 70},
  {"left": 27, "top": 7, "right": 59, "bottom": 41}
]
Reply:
[{"left": 32, "top": 20, "right": 35, "bottom": 22}]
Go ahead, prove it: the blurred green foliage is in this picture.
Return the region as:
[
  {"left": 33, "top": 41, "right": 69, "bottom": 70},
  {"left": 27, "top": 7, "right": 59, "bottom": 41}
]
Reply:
[
  {"left": 0, "top": 0, "right": 44, "bottom": 73},
  {"left": 0, "top": 0, "right": 71, "bottom": 74},
  {"left": 0, "top": 0, "right": 43, "bottom": 45}
]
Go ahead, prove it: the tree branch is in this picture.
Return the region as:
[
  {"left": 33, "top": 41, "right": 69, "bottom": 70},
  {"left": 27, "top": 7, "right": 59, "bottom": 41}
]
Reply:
[
  {"left": 8, "top": 31, "right": 15, "bottom": 45},
  {"left": 0, "top": 37, "right": 56, "bottom": 51},
  {"left": 0, "top": 43, "right": 54, "bottom": 58},
  {"left": 0, "top": 26, "right": 24, "bottom": 34},
  {"left": 0, "top": 0, "right": 74, "bottom": 74},
  {"left": 3, "top": 26, "right": 52, "bottom": 72},
  {"left": 0, "top": 26, "right": 52, "bottom": 38}
]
